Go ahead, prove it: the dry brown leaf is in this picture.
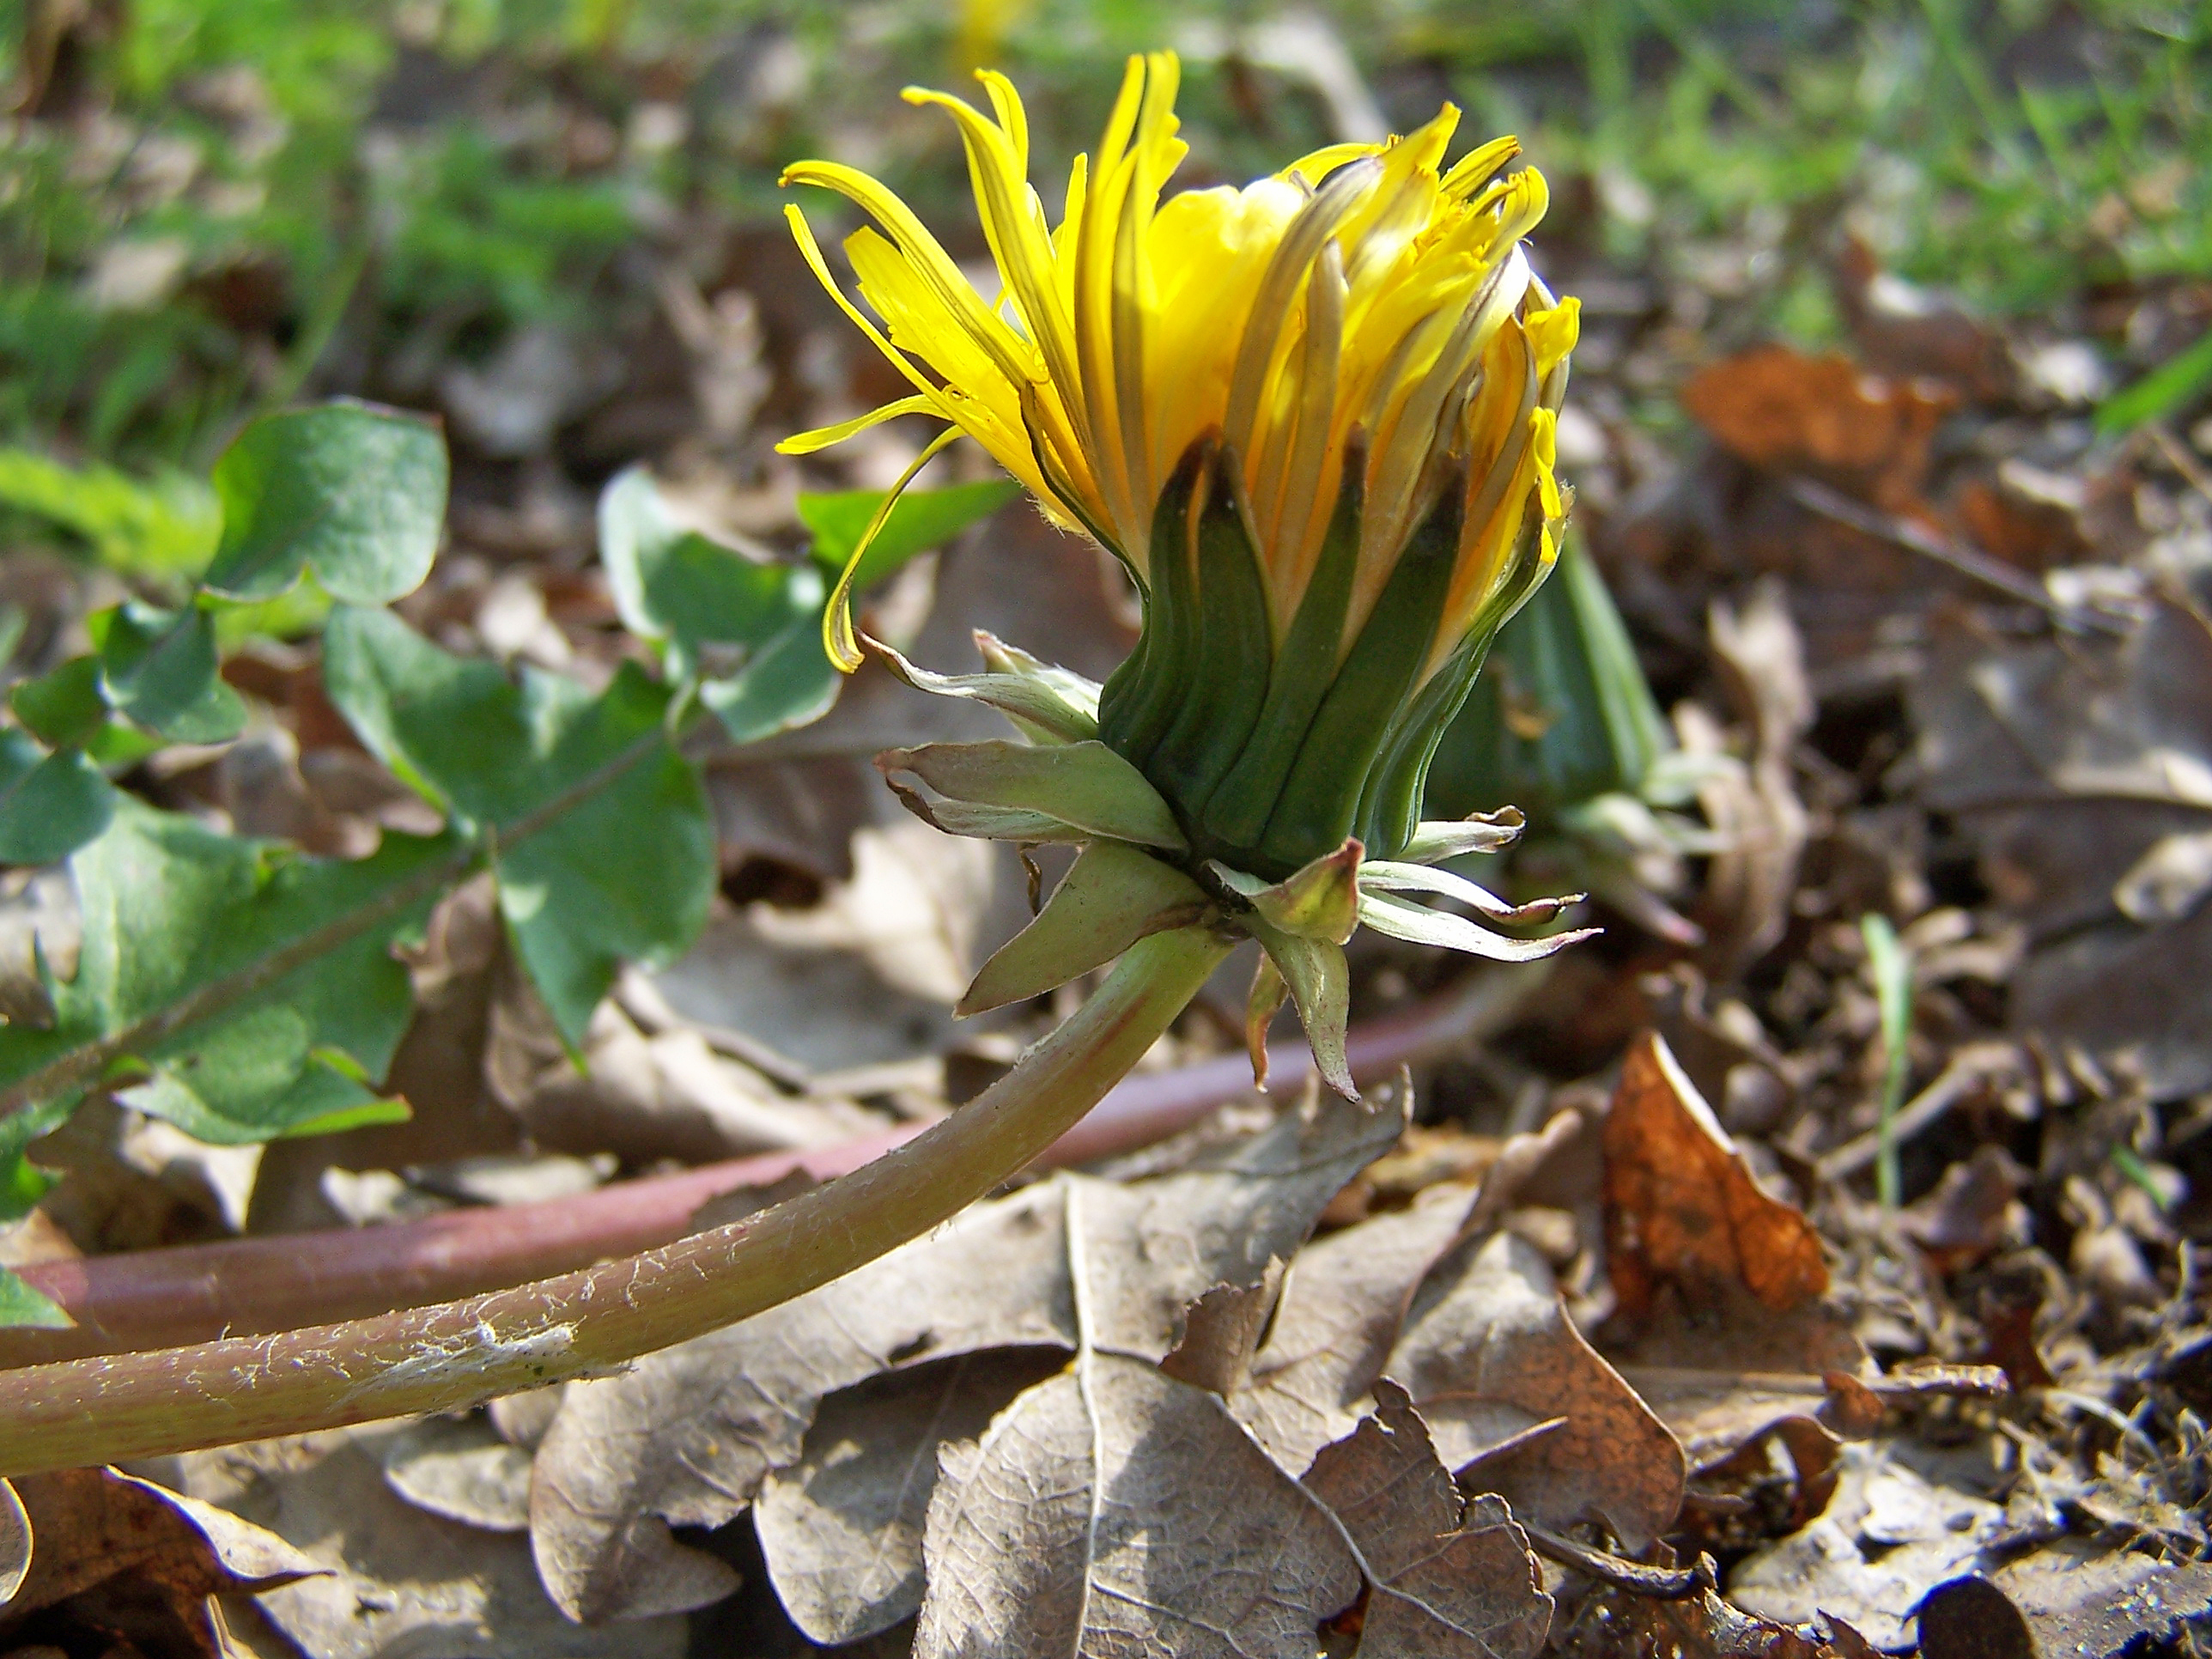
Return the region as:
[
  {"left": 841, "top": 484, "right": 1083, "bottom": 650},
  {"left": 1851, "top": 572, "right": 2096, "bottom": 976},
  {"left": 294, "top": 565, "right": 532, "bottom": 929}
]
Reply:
[
  {"left": 1603, "top": 1031, "right": 1848, "bottom": 1355},
  {"left": 1728, "top": 1447, "right": 2002, "bottom": 1650},
  {"left": 1232, "top": 1182, "right": 1479, "bottom": 1473},
  {"left": 0, "top": 1466, "right": 322, "bottom": 1659},
  {"left": 753, "top": 1348, "right": 1070, "bottom": 1647},
  {"left": 913, "top": 1350, "right": 1362, "bottom": 1659},
  {"left": 1693, "top": 582, "right": 1814, "bottom": 975},
  {"left": 1302, "top": 1380, "right": 1554, "bottom": 1659},
  {"left": 1911, "top": 598, "right": 2212, "bottom": 1097},
  {"left": 529, "top": 1087, "right": 1406, "bottom": 1623},
  {"left": 1559, "top": 1583, "right": 1829, "bottom": 1659},
  {"left": 1386, "top": 1231, "right": 1686, "bottom": 1551},
  {"left": 169, "top": 1425, "right": 684, "bottom": 1658},
  {"left": 380, "top": 1413, "right": 535, "bottom": 1533},
  {"left": 1680, "top": 344, "right": 1956, "bottom": 509},
  {"left": 1601, "top": 1032, "right": 1863, "bottom": 1468}
]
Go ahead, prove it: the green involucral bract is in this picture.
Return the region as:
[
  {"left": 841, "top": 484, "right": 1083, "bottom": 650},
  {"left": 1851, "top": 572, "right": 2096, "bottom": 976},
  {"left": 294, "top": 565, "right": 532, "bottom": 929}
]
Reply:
[{"left": 1095, "top": 443, "right": 1553, "bottom": 882}]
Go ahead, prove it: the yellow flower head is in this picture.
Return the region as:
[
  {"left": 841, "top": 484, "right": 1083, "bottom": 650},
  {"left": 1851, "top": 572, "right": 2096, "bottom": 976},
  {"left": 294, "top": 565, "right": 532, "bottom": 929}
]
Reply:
[{"left": 782, "top": 52, "right": 1577, "bottom": 877}]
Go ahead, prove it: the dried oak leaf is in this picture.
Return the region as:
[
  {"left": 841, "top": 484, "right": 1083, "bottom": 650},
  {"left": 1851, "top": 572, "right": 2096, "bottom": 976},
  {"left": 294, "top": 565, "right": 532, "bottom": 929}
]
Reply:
[
  {"left": 0, "top": 1465, "right": 321, "bottom": 1659},
  {"left": 1603, "top": 1030, "right": 1828, "bottom": 1328},
  {"left": 171, "top": 1425, "right": 683, "bottom": 1658},
  {"left": 531, "top": 1086, "right": 1406, "bottom": 1624},
  {"left": 1911, "top": 598, "right": 2212, "bottom": 1097},
  {"left": 1386, "top": 1230, "right": 1686, "bottom": 1552},
  {"left": 1303, "top": 1380, "right": 1555, "bottom": 1659},
  {"left": 753, "top": 1347, "right": 1071, "bottom": 1647},
  {"left": 1233, "top": 1182, "right": 1480, "bottom": 1473},
  {"left": 1601, "top": 1032, "right": 1863, "bottom": 1466},
  {"left": 914, "top": 1350, "right": 1362, "bottom": 1659},
  {"left": 1679, "top": 344, "right": 1956, "bottom": 509}
]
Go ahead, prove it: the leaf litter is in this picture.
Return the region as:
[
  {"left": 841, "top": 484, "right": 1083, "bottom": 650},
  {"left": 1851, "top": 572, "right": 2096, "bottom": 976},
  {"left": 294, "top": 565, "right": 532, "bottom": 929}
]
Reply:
[{"left": 9, "top": 12, "right": 2212, "bottom": 1657}]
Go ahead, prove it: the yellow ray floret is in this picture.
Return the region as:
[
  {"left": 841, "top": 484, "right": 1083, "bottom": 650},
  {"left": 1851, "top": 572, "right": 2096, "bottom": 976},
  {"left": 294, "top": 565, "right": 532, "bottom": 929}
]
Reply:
[{"left": 781, "top": 52, "right": 1574, "bottom": 672}]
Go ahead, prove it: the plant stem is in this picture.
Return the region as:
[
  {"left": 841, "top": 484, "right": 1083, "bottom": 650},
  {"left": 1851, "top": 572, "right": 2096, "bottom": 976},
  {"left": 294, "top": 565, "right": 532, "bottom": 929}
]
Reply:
[
  {"left": 2, "top": 966, "right": 1544, "bottom": 1365},
  {"left": 0, "top": 925, "right": 1235, "bottom": 1477}
]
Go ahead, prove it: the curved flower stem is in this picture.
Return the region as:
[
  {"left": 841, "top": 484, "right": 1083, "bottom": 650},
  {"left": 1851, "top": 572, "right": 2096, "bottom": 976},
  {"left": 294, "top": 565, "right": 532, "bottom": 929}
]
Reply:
[
  {"left": 2, "top": 963, "right": 1548, "bottom": 1367},
  {"left": 0, "top": 926, "right": 1237, "bottom": 1478}
]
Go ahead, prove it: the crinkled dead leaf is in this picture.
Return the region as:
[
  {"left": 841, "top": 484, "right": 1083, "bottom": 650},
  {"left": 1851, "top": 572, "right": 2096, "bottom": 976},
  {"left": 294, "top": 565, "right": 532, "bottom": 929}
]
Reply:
[
  {"left": 914, "top": 1350, "right": 1361, "bottom": 1659},
  {"left": 1559, "top": 1583, "right": 1832, "bottom": 1659},
  {"left": 1680, "top": 344, "right": 1956, "bottom": 510},
  {"left": 168, "top": 1425, "right": 684, "bottom": 1658},
  {"left": 1387, "top": 1230, "right": 1686, "bottom": 1551},
  {"left": 0, "top": 1465, "right": 322, "bottom": 1659},
  {"left": 530, "top": 1087, "right": 1406, "bottom": 1623},
  {"left": 1911, "top": 597, "right": 2212, "bottom": 1097},
  {"left": 1729, "top": 1446, "right": 2004, "bottom": 1650},
  {"left": 755, "top": 1347, "right": 1070, "bottom": 1646},
  {"left": 1603, "top": 1031, "right": 1851, "bottom": 1354},
  {"left": 1601, "top": 1031, "right": 1863, "bottom": 1466},
  {"left": 1233, "top": 1182, "right": 1480, "bottom": 1472},
  {"left": 380, "top": 1413, "right": 534, "bottom": 1533},
  {"left": 1693, "top": 581, "right": 1813, "bottom": 975},
  {"left": 1303, "top": 1380, "right": 1554, "bottom": 1659}
]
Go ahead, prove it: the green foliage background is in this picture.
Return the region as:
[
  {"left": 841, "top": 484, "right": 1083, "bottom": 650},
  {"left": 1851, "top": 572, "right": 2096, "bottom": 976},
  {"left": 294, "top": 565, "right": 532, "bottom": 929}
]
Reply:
[{"left": 1, "top": 0, "right": 2206, "bottom": 471}]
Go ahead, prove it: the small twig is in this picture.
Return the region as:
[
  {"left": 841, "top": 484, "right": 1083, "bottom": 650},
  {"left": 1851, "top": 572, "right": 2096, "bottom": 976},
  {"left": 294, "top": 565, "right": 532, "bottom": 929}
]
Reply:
[
  {"left": 1786, "top": 476, "right": 2125, "bottom": 635},
  {"left": 1522, "top": 1522, "right": 1716, "bottom": 1600}
]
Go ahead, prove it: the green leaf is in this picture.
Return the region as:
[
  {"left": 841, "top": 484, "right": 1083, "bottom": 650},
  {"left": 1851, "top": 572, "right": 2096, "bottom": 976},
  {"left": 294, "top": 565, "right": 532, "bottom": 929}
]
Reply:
[
  {"left": 0, "top": 731, "right": 116, "bottom": 866},
  {"left": 93, "top": 602, "right": 246, "bottom": 744},
  {"left": 799, "top": 478, "right": 1021, "bottom": 595},
  {"left": 0, "top": 447, "right": 220, "bottom": 579},
  {"left": 0, "top": 1269, "right": 72, "bottom": 1331},
  {"left": 204, "top": 401, "right": 448, "bottom": 607},
  {"left": 0, "top": 797, "right": 458, "bottom": 1146},
  {"left": 0, "top": 1099, "right": 68, "bottom": 1224},
  {"left": 1862, "top": 911, "right": 1916, "bottom": 1212},
  {"left": 696, "top": 617, "right": 840, "bottom": 745},
  {"left": 323, "top": 606, "right": 715, "bottom": 1045},
  {"left": 2097, "top": 329, "right": 2212, "bottom": 435},
  {"left": 596, "top": 466, "right": 842, "bottom": 743},
  {"left": 1209, "top": 840, "right": 1363, "bottom": 945},
  {"left": 599, "top": 466, "right": 817, "bottom": 671},
  {"left": 874, "top": 635, "right": 1100, "bottom": 746},
  {"left": 959, "top": 841, "right": 1208, "bottom": 1016},
  {"left": 1353, "top": 890, "right": 1595, "bottom": 963},
  {"left": 1246, "top": 919, "right": 1354, "bottom": 1100},
  {"left": 121, "top": 1009, "right": 409, "bottom": 1144},
  {"left": 10, "top": 656, "right": 109, "bottom": 748}
]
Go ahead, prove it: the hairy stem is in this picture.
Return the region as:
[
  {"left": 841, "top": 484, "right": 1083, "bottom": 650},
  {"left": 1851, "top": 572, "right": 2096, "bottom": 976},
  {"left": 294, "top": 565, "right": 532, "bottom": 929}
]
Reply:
[
  {"left": 0, "top": 926, "right": 1235, "bottom": 1476},
  {"left": 2, "top": 967, "right": 1546, "bottom": 1366}
]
